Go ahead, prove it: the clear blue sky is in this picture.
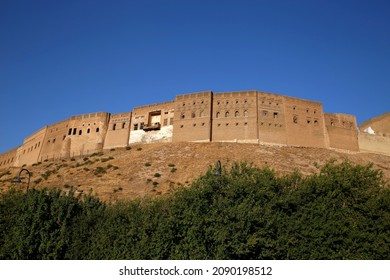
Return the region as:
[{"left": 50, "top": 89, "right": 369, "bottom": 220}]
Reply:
[{"left": 1, "top": 0, "right": 389, "bottom": 153}]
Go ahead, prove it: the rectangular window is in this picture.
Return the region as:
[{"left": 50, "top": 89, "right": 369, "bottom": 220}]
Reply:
[
  {"left": 73, "top": 128, "right": 77, "bottom": 135},
  {"left": 68, "top": 128, "right": 72, "bottom": 135},
  {"left": 122, "top": 122, "right": 126, "bottom": 129},
  {"left": 134, "top": 123, "right": 138, "bottom": 130},
  {"left": 273, "top": 112, "right": 278, "bottom": 119}
]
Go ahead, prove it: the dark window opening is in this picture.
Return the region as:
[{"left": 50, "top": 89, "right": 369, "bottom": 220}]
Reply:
[
  {"left": 68, "top": 128, "right": 72, "bottom": 135},
  {"left": 122, "top": 122, "right": 126, "bottom": 129},
  {"left": 113, "top": 124, "right": 116, "bottom": 131},
  {"left": 73, "top": 128, "right": 77, "bottom": 135},
  {"left": 87, "top": 128, "right": 91, "bottom": 133},
  {"left": 134, "top": 124, "right": 138, "bottom": 130},
  {"left": 63, "top": 135, "right": 66, "bottom": 140},
  {"left": 293, "top": 115, "right": 298, "bottom": 124},
  {"left": 53, "top": 138, "right": 56, "bottom": 143},
  {"left": 79, "top": 130, "right": 82, "bottom": 135},
  {"left": 140, "top": 122, "right": 144, "bottom": 129},
  {"left": 235, "top": 111, "right": 239, "bottom": 117},
  {"left": 96, "top": 127, "right": 100, "bottom": 132},
  {"left": 273, "top": 112, "right": 278, "bottom": 118}
]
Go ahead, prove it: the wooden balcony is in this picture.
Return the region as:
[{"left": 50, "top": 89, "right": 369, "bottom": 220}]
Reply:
[{"left": 143, "top": 122, "right": 161, "bottom": 131}]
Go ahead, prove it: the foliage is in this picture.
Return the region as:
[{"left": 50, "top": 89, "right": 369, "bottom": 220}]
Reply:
[{"left": 0, "top": 161, "right": 389, "bottom": 260}]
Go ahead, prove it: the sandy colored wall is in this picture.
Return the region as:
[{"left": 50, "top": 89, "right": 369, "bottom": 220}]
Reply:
[
  {"left": 173, "top": 91, "right": 213, "bottom": 142},
  {"left": 325, "top": 113, "right": 359, "bottom": 151},
  {"left": 359, "top": 133, "right": 390, "bottom": 155},
  {"left": 257, "top": 91, "right": 287, "bottom": 145},
  {"left": 212, "top": 91, "right": 258, "bottom": 143},
  {"left": 360, "top": 112, "right": 390, "bottom": 135},
  {"left": 130, "top": 101, "right": 175, "bottom": 144},
  {"left": 15, "top": 127, "right": 47, "bottom": 166},
  {"left": 283, "top": 96, "right": 327, "bottom": 148},
  {"left": 0, "top": 147, "right": 18, "bottom": 169},
  {"left": 65, "top": 112, "right": 110, "bottom": 157},
  {"left": 39, "top": 119, "right": 71, "bottom": 161},
  {"left": 104, "top": 112, "right": 132, "bottom": 149}
]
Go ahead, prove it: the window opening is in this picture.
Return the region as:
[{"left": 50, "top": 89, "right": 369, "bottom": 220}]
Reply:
[
  {"left": 113, "top": 124, "right": 116, "bottom": 131},
  {"left": 79, "top": 130, "right": 82, "bottom": 135},
  {"left": 73, "top": 128, "right": 77, "bottom": 135},
  {"left": 96, "top": 127, "right": 100, "bottom": 132},
  {"left": 235, "top": 111, "right": 239, "bottom": 117},
  {"left": 293, "top": 115, "right": 298, "bottom": 124},
  {"left": 225, "top": 111, "right": 229, "bottom": 118}
]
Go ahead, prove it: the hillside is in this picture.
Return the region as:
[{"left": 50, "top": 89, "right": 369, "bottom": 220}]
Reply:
[{"left": 1, "top": 142, "right": 389, "bottom": 201}]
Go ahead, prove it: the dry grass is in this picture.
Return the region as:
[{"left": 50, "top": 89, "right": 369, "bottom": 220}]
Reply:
[{"left": 1, "top": 142, "right": 389, "bottom": 201}]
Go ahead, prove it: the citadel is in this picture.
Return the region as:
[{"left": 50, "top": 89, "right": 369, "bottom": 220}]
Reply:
[{"left": 0, "top": 89, "right": 389, "bottom": 169}]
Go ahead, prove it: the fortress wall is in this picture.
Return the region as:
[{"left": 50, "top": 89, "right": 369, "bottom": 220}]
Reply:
[
  {"left": 39, "top": 119, "right": 71, "bottom": 161},
  {"left": 130, "top": 101, "right": 175, "bottom": 144},
  {"left": 325, "top": 113, "right": 359, "bottom": 151},
  {"left": 358, "top": 133, "right": 390, "bottom": 155},
  {"left": 172, "top": 91, "right": 213, "bottom": 142},
  {"left": 15, "top": 127, "right": 48, "bottom": 166},
  {"left": 65, "top": 112, "right": 110, "bottom": 157},
  {"left": 257, "top": 91, "right": 287, "bottom": 145},
  {"left": 283, "top": 96, "right": 327, "bottom": 148},
  {"left": 0, "top": 147, "right": 18, "bottom": 169},
  {"left": 360, "top": 112, "right": 390, "bottom": 134},
  {"left": 104, "top": 112, "right": 132, "bottom": 149},
  {"left": 212, "top": 91, "right": 258, "bottom": 143}
]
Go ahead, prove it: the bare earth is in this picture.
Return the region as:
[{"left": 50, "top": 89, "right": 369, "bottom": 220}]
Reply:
[{"left": 1, "top": 142, "right": 389, "bottom": 201}]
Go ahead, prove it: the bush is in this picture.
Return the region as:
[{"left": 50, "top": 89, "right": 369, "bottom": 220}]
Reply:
[
  {"left": 144, "top": 162, "right": 151, "bottom": 167},
  {"left": 170, "top": 168, "right": 177, "bottom": 173},
  {"left": 154, "top": 173, "right": 161, "bottom": 178},
  {"left": 126, "top": 147, "right": 132, "bottom": 151},
  {"left": 136, "top": 147, "right": 142, "bottom": 151},
  {"left": 0, "top": 161, "right": 388, "bottom": 260}
]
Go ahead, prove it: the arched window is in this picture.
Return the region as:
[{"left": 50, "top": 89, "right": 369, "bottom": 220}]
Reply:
[
  {"left": 216, "top": 112, "right": 220, "bottom": 118},
  {"left": 235, "top": 111, "right": 239, "bottom": 117},
  {"left": 181, "top": 113, "right": 185, "bottom": 119},
  {"left": 225, "top": 111, "right": 229, "bottom": 118}
]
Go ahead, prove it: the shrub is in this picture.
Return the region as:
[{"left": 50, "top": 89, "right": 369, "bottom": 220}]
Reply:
[
  {"left": 110, "top": 148, "right": 116, "bottom": 151},
  {"left": 154, "top": 173, "right": 161, "bottom": 178},
  {"left": 144, "top": 162, "right": 151, "bottom": 167},
  {"left": 168, "top": 163, "right": 175, "bottom": 167},
  {"left": 126, "top": 146, "right": 132, "bottom": 150},
  {"left": 170, "top": 168, "right": 177, "bottom": 173},
  {"left": 136, "top": 147, "right": 142, "bottom": 151}
]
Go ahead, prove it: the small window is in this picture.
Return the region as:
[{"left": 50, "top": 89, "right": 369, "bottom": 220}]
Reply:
[
  {"left": 202, "top": 123, "right": 205, "bottom": 126},
  {"left": 193, "top": 123, "right": 196, "bottom": 127},
  {"left": 306, "top": 108, "right": 310, "bottom": 113},
  {"left": 96, "top": 127, "right": 100, "bottom": 132},
  {"left": 122, "top": 122, "right": 126, "bottom": 129},
  {"left": 307, "top": 119, "right": 311, "bottom": 124},
  {"left": 53, "top": 138, "right": 56, "bottom": 143},
  {"left": 236, "top": 100, "right": 239, "bottom": 104},
  {"left": 217, "top": 123, "right": 221, "bottom": 127},
  {"left": 73, "top": 128, "right": 77, "bottom": 135},
  {"left": 235, "top": 111, "right": 239, "bottom": 117},
  {"left": 87, "top": 128, "right": 91, "bottom": 133},
  {"left": 235, "top": 123, "right": 239, "bottom": 126},
  {"left": 63, "top": 135, "right": 66, "bottom": 140},
  {"left": 181, "top": 113, "right": 185, "bottom": 119},
  {"left": 226, "top": 101, "right": 229, "bottom": 104},
  {"left": 293, "top": 115, "right": 298, "bottom": 124},
  {"left": 182, "top": 102, "right": 185, "bottom": 106},
  {"left": 79, "top": 130, "right": 82, "bottom": 135},
  {"left": 273, "top": 112, "right": 278, "bottom": 118},
  {"left": 314, "top": 119, "right": 319, "bottom": 126},
  {"left": 314, "top": 109, "right": 317, "bottom": 114},
  {"left": 226, "top": 123, "right": 229, "bottom": 126},
  {"left": 244, "top": 99, "right": 247, "bottom": 103},
  {"left": 244, "top": 122, "right": 248, "bottom": 126},
  {"left": 216, "top": 112, "right": 220, "bottom": 118},
  {"left": 68, "top": 128, "right": 72, "bottom": 135},
  {"left": 217, "top": 101, "right": 220, "bottom": 105},
  {"left": 180, "top": 125, "right": 184, "bottom": 128},
  {"left": 225, "top": 111, "right": 229, "bottom": 118},
  {"left": 293, "top": 106, "right": 296, "bottom": 110},
  {"left": 140, "top": 122, "right": 144, "bottom": 129},
  {"left": 113, "top": 124, "right": 116, "bottom": 131}
]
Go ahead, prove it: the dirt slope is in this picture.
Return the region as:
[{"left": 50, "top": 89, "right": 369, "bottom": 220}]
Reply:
[{"left": 1, "top": 142, "right": 389, "bottom": 201}]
